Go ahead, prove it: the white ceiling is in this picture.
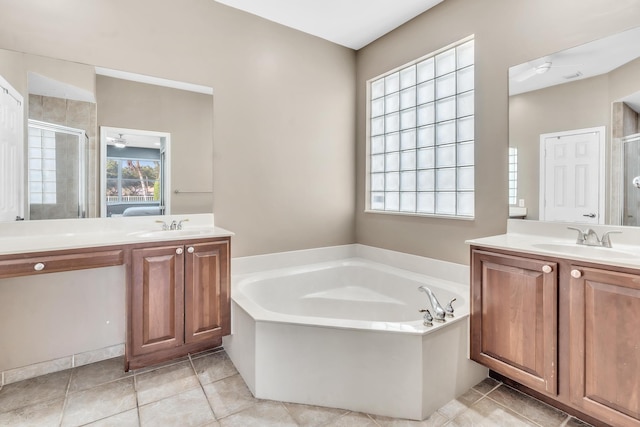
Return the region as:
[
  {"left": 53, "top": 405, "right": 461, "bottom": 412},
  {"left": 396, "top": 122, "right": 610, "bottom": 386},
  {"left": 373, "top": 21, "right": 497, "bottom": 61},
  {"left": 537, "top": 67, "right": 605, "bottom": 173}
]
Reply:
[
  {"left": 214, "top": 0, "right": 444, "bottom": 50},
  {"left": 509, "top": 26, "right": 640, "bottom": 102}
]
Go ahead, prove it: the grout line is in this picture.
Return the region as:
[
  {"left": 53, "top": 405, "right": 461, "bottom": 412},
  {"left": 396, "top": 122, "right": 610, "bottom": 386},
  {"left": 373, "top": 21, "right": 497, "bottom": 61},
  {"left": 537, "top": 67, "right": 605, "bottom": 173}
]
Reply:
[
  {"left": 133, "top": 370, "right": 142, "bottom": 427},
  {"left": 57, "top": 367, "right": 74, "bottom": 426},
  {"left": 188, "top": 353, "right": 218, "bottom": 422}
]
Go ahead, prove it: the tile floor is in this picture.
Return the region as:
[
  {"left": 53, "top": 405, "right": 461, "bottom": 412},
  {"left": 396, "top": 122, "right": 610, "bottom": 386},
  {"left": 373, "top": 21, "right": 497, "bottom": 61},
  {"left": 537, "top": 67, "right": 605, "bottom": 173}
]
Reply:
[{"left": 0, "top": 348, "right": 593, "bottom": 427}]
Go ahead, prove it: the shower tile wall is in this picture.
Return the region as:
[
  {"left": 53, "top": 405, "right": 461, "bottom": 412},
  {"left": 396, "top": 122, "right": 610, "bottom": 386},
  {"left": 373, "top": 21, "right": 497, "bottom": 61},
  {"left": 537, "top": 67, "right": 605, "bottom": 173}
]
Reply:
[{"left": 29, "top": 95, "right": 98, "bottom": 217}]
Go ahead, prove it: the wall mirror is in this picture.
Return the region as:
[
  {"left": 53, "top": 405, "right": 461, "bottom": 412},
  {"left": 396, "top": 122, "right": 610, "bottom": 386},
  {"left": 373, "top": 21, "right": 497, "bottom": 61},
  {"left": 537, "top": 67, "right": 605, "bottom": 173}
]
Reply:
[
  {"left": 0, "top": 48, "right": 214, "bottom": 222},
  {"left": 508, "top": 26, "right": 640, "bottom": 226}
]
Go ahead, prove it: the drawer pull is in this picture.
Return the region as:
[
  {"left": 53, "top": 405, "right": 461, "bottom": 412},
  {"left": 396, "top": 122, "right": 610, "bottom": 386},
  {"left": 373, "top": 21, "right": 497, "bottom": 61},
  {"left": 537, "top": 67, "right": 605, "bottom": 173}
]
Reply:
[
  {"left": 571, "top": 269, "right": 582, "bottom": 279},
  {"left": 34, "top": 262, "right": 45, "bottom": 271},
  {"left": 176, "top": 248, "right": 183, "bottom": 255},
  {"left": 542, "top": 265, "right": 553, "bottom": 274},
  {"left": 187, "top": 247, "right": 195, "bottom": 254}
]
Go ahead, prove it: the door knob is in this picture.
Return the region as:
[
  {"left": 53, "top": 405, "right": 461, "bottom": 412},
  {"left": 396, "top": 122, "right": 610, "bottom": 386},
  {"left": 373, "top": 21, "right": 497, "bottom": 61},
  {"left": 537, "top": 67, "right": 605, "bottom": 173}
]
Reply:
[
  {"left": 542, "top": 265, "right": 553, "bottom": 273},
  {"left": 570, "top": 269, "right": 582, "bottom": 279},
  {"left": 187, "top": 247, "right": 195, "bottom": 253},
  {"left": 34, "top": 262, "right": 45, "bottom": 271},
  {"left": 176, "top": 247, "right": 183, "bottom": 255}
]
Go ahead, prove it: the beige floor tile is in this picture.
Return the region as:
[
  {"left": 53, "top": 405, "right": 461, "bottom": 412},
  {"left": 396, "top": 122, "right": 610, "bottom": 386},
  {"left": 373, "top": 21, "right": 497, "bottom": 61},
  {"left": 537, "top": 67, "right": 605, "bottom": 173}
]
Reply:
[
  {"left": 135, "top": 360, "right": 200, "bottom": 405},
  {"left": 370, "top": 411, "right": 448, "bottom": 427},
  {"left": 133, "top": 355, "right": 190, "bottom": 375},
  {"left": 68, "top": 356, "right": 132, "bottom": 393},
  {"left": 83, "top": 408, "right": 140, "bottom": 426},
  {"left": 202, "top": 373, "right": 258, "bottom": 418},
  {"left": 283, "top": 402, "right": 348, "bottom": 426},
  {"left": 449, "top": 396, "right": 539, "bottom": 427},
  {"left": 0, "top": 397, "right": 64, "bottom": 427},
  {"left": 190, "top": 346, "right": 225, "bottom": 360},
  {"left": 191, "top": 351, "right": 238, "bottom": 385},
  {"left": 139, "top": 387, "right": 215, "bottom": 427},
  {"left": 472, "top": 377, "right": 501, "bottom": 395},
  {"left": 323, "top": 411, "right": 378, "bottom": 426},
  {"left": 219, "top": 401, "right": 297, "bottom": 427},
  {"left": 487, "top": 385, "right": 567, "bottom": 426},
  {"left": 565, "top": 416, "right": 594, "bottom": 427},
  {"left": 437, "top": 388, "right": 483, "bottom": 419},
  {"left": 61, "top": 377, "right": 136, "bottom": 427},
  {"left": 0, "top": 369, "right": 71, "bottom": 412}
]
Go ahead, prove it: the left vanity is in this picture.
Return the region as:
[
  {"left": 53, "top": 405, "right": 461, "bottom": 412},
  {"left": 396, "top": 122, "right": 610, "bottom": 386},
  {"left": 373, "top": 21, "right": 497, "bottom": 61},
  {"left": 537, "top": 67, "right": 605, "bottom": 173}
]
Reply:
[{"left": 0, "top": 214, "right": 233, "bottom": 372}]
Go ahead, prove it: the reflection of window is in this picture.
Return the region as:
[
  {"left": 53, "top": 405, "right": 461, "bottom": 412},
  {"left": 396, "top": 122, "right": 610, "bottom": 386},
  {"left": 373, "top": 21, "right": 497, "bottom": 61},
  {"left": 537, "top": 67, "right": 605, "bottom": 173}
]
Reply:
[
  {"left": 106, "top": 158, "right": 160, "bottom": 204},
  {"left": 367, "top": 37, "right": 474, "bottom": 217},
  {"left": 28, "top": 127, "right": 57, "bottom": 204},
  {"left": 508, "top": 147, "right": 518, "bottom": 205}
]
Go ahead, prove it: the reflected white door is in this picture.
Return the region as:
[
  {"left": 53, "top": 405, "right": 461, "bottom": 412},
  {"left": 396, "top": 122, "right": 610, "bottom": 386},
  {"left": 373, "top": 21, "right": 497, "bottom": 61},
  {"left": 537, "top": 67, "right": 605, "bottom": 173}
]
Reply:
[
  {"left": 0, "top": 75, "right": 24, "bottom": 221},
  {"left": 539, "top": 127, "right": 605, "bottom": 224}
]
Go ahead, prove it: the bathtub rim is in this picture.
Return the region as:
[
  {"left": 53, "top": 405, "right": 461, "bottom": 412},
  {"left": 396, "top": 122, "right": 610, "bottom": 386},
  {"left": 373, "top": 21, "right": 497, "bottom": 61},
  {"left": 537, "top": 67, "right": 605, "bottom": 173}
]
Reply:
[{"left": 232, "top": 257, "right": 470, "bottom": 336}]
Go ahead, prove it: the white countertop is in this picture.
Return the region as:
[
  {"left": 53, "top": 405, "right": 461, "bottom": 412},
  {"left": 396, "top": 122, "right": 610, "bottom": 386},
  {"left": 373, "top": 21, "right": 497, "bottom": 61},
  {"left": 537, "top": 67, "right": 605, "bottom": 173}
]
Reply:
[
  {"left": 467, "top": 220, "right": 640, "bottom": 269},
  {"left": 0, "top": 214, "right": 233, "bottom": 256}
]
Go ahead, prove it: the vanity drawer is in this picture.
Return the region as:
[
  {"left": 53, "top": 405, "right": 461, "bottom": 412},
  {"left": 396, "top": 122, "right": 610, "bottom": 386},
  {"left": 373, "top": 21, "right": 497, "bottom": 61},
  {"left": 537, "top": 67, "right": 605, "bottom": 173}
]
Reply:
[{"left": 0, "top": 248, "right": 125, "bottom": 279}]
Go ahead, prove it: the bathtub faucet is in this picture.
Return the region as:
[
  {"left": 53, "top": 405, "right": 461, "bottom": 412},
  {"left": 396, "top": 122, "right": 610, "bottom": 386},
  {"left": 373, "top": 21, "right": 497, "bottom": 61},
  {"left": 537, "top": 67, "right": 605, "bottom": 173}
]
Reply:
[{"left": 418, "top": 286, "right": 446, "bottom": 322}]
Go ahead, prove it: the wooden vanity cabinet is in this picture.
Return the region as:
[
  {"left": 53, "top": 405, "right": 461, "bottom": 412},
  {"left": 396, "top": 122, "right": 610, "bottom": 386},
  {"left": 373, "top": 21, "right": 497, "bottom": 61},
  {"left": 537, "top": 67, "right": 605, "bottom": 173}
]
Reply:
[
  {"left": 126, "top": 237, "right": 230, "bottom": 370},
  {"left": 471, "top": 246, "right": 640, "bottom": 427},
  {"left": 568, "top": 265, "right": 640, "bottom": 427},
  {"left": 470, "top": 249, "right": 558, "bottom": 396}
]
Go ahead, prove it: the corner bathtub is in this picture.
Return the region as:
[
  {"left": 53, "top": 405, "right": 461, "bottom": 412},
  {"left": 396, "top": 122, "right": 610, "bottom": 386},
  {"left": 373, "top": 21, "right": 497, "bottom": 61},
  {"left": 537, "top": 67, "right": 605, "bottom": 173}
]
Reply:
[{"left": 224, "top": 252, "right": 487, "bottom": 420}]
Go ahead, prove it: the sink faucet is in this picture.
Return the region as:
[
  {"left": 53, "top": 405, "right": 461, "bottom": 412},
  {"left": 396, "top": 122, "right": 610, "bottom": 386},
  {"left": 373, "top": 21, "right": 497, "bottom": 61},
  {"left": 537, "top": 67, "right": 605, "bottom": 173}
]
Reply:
[
  {"left": 418, "top": 286, "right": 446, "bottom": 322},
  {"left": 155, "top": 218, "right": 189, "bottom": 231},
  {"left": 567, "top": 227, "right": 621, "bottom": 248}
]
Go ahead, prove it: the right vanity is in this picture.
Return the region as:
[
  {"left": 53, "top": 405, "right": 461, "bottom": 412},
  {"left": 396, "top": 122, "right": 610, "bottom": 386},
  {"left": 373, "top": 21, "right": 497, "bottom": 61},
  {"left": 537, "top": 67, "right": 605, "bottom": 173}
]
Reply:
[
  {"left": 468, "top": 220, "right": 640, "bottom": 427},
  {"left": 468, "top": 25, "right": 640, "bottom": 427}
]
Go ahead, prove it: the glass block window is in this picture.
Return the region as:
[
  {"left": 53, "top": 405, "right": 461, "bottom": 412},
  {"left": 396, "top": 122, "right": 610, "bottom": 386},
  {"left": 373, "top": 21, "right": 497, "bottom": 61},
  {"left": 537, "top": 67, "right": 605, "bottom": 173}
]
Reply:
[
  {"left": 508, "top": 146, "right": 518, "bottom": 205},
  {"left": 368, "top": 37, "right": 474, "bottom": 217},
  {"left": 28, "top": 127, "right": 57, "bottom": 204}
]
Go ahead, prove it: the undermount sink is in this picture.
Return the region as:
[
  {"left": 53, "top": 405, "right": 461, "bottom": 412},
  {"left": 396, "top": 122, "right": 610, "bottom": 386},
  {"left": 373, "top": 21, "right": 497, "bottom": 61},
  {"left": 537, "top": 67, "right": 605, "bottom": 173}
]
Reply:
[
  {"left": 129, "top": 228, "right": 214, "bottom": 238},
  {"left": 531, "top": 243, "right": 640, "bottom": 260}
]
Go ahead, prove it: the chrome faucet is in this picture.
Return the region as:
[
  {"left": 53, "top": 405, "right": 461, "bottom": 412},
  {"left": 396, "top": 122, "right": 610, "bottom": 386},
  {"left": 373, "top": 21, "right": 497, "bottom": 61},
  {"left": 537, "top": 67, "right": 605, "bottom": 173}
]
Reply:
[
  {"left": 418, "top": 286, "right": 446, "bottom": 322},
  {"left": 567, "top": 227, "right": 621, "bottom": 248},
  {"left": 155, "top": 218, "right": 189, "bottom": 231}
]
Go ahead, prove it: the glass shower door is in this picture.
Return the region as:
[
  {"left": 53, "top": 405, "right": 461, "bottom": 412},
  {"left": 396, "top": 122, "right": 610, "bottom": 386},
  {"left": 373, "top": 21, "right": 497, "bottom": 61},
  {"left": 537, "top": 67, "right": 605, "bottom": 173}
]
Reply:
[{"left": 27, "top": 119, "right": 88, "bottom": 220}]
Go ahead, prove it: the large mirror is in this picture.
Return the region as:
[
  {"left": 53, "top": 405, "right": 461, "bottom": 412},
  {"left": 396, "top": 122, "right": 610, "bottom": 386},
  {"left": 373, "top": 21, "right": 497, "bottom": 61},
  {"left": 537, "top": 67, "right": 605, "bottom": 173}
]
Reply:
[
  {"left": 508, "top": 26, "right": 640, "bottom": 226},
  {"left": 0, "top": 49, "right": 214, "bottom": 221}
]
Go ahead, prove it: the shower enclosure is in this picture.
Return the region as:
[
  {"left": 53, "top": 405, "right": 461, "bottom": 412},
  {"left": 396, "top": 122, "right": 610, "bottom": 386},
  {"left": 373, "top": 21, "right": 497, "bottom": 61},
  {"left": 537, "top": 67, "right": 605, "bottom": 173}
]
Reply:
[
  {"left": 27, "top": 119, "right": 88, "bottom": 220},
  {"left": 624, "top": 133, "right": 640, "bottom": 226}
]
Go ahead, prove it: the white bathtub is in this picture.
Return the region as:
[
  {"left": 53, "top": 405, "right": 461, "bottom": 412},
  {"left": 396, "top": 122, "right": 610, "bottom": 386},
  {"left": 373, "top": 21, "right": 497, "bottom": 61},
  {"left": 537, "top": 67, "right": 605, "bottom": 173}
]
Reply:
[{"left": 224, "top": 245, "right": 487, "bottom": 421}]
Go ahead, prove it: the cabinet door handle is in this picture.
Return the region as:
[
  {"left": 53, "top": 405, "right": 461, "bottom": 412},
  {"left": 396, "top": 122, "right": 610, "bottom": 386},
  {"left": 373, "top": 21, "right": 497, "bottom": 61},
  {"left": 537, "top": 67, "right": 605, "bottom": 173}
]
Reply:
[
  {"left": 571, "top": 269, "right": 582, "bottom": 279},
  {"left": 34, "top": 262, "right": 45, "bottom": 271},
  {"left": 187, "top": 247, "right": 195, "bottom": 254},
  {"left": 542, "top": 265, "right": 553, "bottom": 273},
  {"left": 176, "top": 248, "right": 184, "bottom": 255}
]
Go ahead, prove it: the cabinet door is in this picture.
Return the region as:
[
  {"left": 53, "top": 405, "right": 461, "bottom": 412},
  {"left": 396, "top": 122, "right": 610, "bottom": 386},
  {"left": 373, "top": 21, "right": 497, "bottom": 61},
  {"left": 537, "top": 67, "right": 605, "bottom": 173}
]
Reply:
[
  {"left": 569, "top": 266, "right": 640, "bottom": 427},
  {"left": 184, "top": 240, "right": 230, "bottom": 344},
  {"left": 130, "top": 245, "right": 185, "bottom": 357},
  {"left": 471, "top": 250, "right": 558, "bottom": 395}
]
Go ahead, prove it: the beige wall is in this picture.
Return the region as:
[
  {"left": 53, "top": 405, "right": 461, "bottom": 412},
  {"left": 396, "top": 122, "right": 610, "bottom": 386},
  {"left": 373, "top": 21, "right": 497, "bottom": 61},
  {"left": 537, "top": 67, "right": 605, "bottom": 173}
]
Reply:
[
  {"left": 355, "top": 0, "right": 640, "bottom": 264},
  {"left": 96, "top": 76, "right": 214, "bottom": 215},
  {"left": 0, "top": 0, "right": 357, "bottom": 257}
]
